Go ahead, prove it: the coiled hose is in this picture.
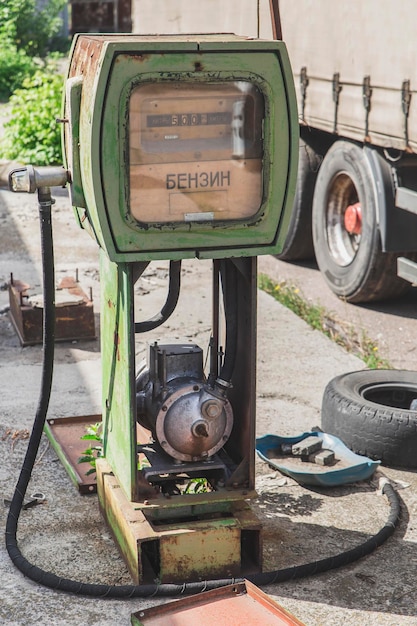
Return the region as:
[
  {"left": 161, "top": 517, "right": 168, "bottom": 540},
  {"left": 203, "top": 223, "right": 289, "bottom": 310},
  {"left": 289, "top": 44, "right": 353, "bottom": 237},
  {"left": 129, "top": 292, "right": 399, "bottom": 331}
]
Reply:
[
  {"left": 134, "top": 260, "right": 182, "bottom": 334},
  {"left": 5, "top": 192, "right": 401, "bottom": 598}
]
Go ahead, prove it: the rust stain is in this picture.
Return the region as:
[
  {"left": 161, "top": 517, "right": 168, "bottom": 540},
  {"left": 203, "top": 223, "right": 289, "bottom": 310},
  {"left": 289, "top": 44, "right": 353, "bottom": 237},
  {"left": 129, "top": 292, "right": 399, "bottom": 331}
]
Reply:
[
  {"left": 132, "top": 580, "right": 306, "bottom": 625},
  {"left": 116, "top": 53, "right": 150, "bottom": 63},
  {"left": 58, "top": 276, "right": 90, "bottom": 303},
  {"left": 114, "top": 331, "right": 121, "bottom": 361},
  {"left": 68, "top": 36, "right": 104, "bottom": 79}
]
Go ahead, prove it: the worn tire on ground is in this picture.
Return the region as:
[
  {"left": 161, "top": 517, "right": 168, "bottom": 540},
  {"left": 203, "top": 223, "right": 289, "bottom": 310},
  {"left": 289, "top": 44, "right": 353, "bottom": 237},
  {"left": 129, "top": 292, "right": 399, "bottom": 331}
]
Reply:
[{"left": 321, "top": 369, "right": 417, "bottom": 468}]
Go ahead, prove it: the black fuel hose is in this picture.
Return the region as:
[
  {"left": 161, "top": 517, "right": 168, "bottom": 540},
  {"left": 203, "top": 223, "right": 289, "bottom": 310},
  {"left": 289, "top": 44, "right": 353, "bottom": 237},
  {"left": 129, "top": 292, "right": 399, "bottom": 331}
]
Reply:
[
  {"left": 5, "top": 194, "right": 401, "bottom": 599},
  {"left": 134, "top": 260, "right": 181, "bottom": 334},
  {"left": 217, "top": 260, "right": 238, "bottom": 385},
  {"left": 5, "top": 188, "right": 56, "bottom": 571}
]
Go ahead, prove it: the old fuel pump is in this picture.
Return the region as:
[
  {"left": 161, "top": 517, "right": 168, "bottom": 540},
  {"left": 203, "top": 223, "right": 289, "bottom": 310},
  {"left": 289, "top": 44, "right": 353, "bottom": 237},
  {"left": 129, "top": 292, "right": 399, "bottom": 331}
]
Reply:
[
  {"left": 12, "top": 34, "right": 298, "bottom": 585},
  {"left": 66, "top": 33, "right": 297, "bottom": 584}
]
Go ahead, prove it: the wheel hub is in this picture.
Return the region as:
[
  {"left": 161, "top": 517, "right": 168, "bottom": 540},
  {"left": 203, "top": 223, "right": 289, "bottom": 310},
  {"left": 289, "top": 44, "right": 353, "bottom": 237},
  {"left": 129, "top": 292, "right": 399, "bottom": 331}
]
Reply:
[{"left": 344, "top": 202, "right": 362, "bottom": 235}]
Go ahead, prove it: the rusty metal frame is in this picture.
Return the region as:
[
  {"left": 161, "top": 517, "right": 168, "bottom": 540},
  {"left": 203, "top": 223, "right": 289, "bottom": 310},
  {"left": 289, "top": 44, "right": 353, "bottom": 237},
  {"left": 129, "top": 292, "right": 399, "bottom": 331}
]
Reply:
[
  {"left": 44, "top": 415, "right": 101, "bottom": 494},
  {"left": 131, "top": 580, "right": 305, "bottom": 625},
  {"left": 8, "top": 274, "right": 96, "bottom": 346}
]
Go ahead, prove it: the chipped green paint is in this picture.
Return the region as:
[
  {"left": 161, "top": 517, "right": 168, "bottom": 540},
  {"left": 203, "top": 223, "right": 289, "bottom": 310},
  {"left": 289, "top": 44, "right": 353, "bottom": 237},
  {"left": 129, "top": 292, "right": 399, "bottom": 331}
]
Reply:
[
  {"left": 100, "top": 251, "right": 137, "bottom": 500},
  {"left": 65, "top": 35, "right": 298, "bottom": 262}
]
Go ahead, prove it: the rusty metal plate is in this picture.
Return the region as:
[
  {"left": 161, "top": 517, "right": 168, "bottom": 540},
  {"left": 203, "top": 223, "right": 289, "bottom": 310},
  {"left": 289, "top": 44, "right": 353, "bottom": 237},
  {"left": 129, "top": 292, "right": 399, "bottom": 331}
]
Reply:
[
  {"left": 8, "top": 275, "right": 96, "bottom": 346},
  {"left": 131, "top": 580, "right": 305, "bottom": 625},
  {"left": 44, "top": 415, "right": 101, "bottom": 494},
  {"left": 158, "top": 520, "right": 241, "bottom": 582}
]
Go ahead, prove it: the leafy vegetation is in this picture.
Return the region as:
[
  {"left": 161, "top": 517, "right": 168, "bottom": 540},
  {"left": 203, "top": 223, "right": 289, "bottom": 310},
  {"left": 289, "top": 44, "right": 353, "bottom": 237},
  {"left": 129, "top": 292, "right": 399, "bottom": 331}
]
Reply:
[
  {"left": 0, "top": 0, "right": 66, "bottom": 100},
  {"left": 183, "top": 478, "right": 210, "bottom": 494},
  {"left": 0, "top": 47, "right": 35, "bottom": 101},
  {"left": 258, "top": 274, "right": 391, "bottom": 369},
  {"left": 1, "top": 65, "right": 64, "bottom": 165},
  {"left": 78, "top": 423, "right": 103, "bottom": 477},
  {"left": 1, "top": 0, "right": 66, "bottom": 58}
]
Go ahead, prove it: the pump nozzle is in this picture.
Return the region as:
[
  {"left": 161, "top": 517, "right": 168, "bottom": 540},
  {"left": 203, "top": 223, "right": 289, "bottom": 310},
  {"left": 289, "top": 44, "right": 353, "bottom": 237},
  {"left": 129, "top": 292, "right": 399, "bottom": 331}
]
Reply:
[{"left": 9, "top": 165, "right": 69, "bottom": 193}]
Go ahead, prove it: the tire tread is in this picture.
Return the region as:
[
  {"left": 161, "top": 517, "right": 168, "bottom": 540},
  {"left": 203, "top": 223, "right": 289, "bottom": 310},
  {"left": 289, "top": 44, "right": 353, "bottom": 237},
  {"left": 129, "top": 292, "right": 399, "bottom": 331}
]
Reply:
[{"left": 321, "top": 371, "right": 417, "bottom": 467}]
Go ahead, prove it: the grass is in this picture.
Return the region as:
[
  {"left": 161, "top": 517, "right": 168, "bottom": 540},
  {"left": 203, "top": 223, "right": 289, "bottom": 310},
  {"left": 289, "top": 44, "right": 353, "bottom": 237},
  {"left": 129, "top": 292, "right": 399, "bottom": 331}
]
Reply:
[{"left": 258, "top": 273, "right": 391, "bottom": 369}]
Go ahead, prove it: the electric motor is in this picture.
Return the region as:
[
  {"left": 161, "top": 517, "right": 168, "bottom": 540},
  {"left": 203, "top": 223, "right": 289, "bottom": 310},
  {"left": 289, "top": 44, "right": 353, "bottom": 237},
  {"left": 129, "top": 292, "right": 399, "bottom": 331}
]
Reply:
[{"left": 136, "top": 343, "right": 233, "bottom": 462}]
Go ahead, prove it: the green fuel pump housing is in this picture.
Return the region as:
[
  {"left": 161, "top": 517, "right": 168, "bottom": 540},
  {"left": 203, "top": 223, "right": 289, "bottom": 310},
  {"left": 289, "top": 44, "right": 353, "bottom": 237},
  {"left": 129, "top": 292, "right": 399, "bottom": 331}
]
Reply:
[
  {"left": 62, "top": 33, "right": 299, "bottom": 584},
  {"left": 64, "top": 34, "right": 298, "bottom": 261}
]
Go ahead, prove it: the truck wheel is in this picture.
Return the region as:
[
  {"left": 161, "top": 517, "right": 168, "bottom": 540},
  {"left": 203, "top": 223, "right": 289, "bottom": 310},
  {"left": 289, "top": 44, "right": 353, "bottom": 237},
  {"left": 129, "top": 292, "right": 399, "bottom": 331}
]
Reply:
[
  {"left": 321, "top": 369, "right": 417, "bottom": 468},
  {"left": 312, "top": 140, "right": 409, "bottom": 302},
  {"left": 276, "top": 139, "right": 321, "bottom": 261}
]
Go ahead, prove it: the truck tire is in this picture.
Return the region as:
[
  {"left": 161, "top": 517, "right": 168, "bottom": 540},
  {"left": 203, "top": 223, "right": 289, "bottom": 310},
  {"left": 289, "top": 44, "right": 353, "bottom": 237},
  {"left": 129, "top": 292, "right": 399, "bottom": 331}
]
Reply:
[
  {"left": 276, "top": 139, "right": 321, "bottom": 261},
  {"left": 321, "top": 369, "right": 417, "bottom": 468},
  {"left": 312, "top": 140, "right": 410, "bottom": 302}
]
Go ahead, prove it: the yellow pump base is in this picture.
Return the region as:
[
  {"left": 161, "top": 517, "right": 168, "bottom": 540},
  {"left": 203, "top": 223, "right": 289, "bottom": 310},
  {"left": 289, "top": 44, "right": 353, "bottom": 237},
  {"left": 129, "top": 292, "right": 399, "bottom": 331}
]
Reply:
[{"left": 96, "top": 457, "right": 262, "bottom": 584}]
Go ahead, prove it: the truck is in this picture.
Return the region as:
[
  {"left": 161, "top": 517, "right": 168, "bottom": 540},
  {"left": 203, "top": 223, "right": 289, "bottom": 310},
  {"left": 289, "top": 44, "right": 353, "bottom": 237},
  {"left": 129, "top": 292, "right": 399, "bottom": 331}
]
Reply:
[
  {"left": 277, "top": 0, "right": 417, "bottom": 302},
  {"left": 131, "top": 0, "right": 417, "bottom": 302}
]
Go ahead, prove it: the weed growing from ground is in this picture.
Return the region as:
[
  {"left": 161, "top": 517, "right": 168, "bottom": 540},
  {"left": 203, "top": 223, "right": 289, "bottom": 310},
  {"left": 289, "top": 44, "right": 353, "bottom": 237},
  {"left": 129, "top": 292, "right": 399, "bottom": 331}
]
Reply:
[
  {"left": 258, "top": 274, "right": 391, "bottom": 369},
  {"left": 78, "top": 422, "right": 102, "bottom": 476}
]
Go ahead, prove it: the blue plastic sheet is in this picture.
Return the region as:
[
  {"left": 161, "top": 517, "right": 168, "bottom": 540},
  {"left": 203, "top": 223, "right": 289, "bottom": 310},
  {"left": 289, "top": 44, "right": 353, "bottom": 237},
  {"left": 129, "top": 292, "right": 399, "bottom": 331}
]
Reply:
[{"left": 256, "top": 431, "right": 380, "bottom": 487}]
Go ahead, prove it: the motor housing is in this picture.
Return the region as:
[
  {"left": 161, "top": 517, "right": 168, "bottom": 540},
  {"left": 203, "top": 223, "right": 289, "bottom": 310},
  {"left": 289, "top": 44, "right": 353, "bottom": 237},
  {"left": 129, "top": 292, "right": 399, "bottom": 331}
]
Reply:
[{"left": 136, "top": 343, "right": 233, "bottom": 462}]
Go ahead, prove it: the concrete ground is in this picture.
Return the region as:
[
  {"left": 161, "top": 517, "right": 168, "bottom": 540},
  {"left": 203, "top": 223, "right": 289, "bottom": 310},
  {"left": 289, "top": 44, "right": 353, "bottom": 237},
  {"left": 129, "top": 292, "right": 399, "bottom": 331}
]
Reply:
[
  {"left": 1, "top": 185, "right": 417, "bottom": 625},
  {"left": 258, "top": 255, "right": 417, "bottom": 373}
]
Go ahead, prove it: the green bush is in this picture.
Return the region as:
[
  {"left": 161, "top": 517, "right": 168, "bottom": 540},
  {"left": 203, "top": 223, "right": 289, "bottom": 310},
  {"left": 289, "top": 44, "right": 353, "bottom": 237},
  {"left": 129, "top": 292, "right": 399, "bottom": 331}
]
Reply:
[
  {"left": 0, "top": 0, "right": 67, "bottom": 100},
  {"left": 0, "top": 0, "right": 66, "bottom": 58},
  {"left": 0, "top": 38, "right": 35, "bottom": 101},
  {"left": 1, "top": 68, "right": 64, "bottom": 165}
]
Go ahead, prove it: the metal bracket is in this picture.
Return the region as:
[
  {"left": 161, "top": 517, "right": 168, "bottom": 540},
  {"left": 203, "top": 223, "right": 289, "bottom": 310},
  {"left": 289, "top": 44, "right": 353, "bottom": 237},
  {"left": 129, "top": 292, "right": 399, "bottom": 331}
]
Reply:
[
  {"left": 401, "top": 79, "right": 412, "bottom": 149},
  {"left": 269, "top": 0, "right": 283, "bottom": 40},
  {"left": 300, "top": 66, "right": 309, "bottom": 122},
  {"left": 362, "top": 75, "right": 372, "bottom": 139},
  {"left": 332, "top": 72, "right": 342, "bottom": 133},
  {"left": 397, "top": 256, "right": 417, "bottom": 284}
]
